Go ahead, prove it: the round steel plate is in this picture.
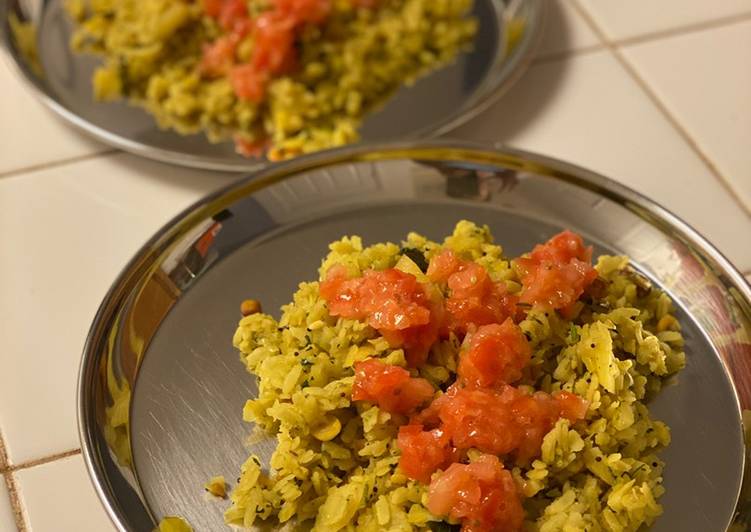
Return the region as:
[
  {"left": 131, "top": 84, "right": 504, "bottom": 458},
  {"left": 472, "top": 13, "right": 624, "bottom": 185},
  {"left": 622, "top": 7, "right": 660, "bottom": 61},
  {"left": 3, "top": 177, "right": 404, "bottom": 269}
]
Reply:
[
  {"left": 1, "top": 0, "right": 544, "bottom": 171},
  {"left": 78, "top": 142, "right": 750, "bottom": 531}
]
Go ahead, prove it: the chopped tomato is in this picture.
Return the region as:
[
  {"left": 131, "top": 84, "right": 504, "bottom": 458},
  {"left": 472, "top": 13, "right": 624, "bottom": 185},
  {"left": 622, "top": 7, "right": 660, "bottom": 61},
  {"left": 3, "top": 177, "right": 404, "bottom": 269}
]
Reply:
[
  {"left": 202, "top": 0, "right": 224, "bottom": 17},
  {"left": 219, "top": 0, "right": 248, "bottom": 31},
  {"left": 427, "top": 250, "right": 517, "bottom": 335},
  {"left": 427, "top": 454, "right": 524, "bottom": 532},
  {"left": 230, "top": 64, "right": 269, "bottom": 102},
  {"left": 321, "top": 265, "right": 431, "bottom": 330},
  {"left": 516, "top": 230, "right": 598, "bottom": 311},
  {"left": 446, "top": 263, "right": 518, "bottom": 335},
  {"left": 200, "top": 36, "right": 237, "bottom": 77},
  {"left": 397, "top": 425, "right": 453, "bottom": 483},
  {"left": 554, "top": 390, "right": 589, "bottom": 421},
  {"left": 201, "top": 0, "right": 248, "bottom": 30},
  {"left": 201, "top": 0, "right": 333, "bottom": 102},
  {"left": 233, "top": 135, "right": 268, "bottom": 157},
  {"left": 351, "top": 359, "right": 434, "bottom": 414},
  {"left": 275, "top": 0, "right": 332, "bottom": 25},
  {"left": 321, "top": 265, "right": 440, "bottom": 365},
  {"left": 434, "top": 385, "right": 586, "bottom": 463},
  {"left": 458, "top": 319, "right": 531, "bottom": 387},
  {"left": 252, "top": 12, "right": 296, "bottom": 73},
  {"left": 528, "top": 230, "right": 593, "bottom": 264},
  {"left": 427, "top": 249, "right": 463, "bottom": 283}
]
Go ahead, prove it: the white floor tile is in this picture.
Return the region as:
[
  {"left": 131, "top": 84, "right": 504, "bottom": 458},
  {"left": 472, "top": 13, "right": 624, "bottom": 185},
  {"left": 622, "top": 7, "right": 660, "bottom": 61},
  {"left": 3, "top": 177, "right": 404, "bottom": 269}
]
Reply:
[
  {"left": 536, "top": 0, "right": 601, "bottom": 57},
  {"left": 622, "top": 20, "right": 751, "bottom": 209},
  {"left": 16, "top": 455, "right": 116, "bottom": 532},
  {"left": 453, "top": 50, "right": 751, "bottom": 271},
  {"left": 577, "top": 0, "right": 751, "bottom": 41},
  {"left": 0, "top": 478, "right": 17, "bottom": 532},
  {"left": 0, "top": 59, "right": 106, "bottom": 175},
  {"left": 0, "top": 155, "right": 236, "bottom": 463}
]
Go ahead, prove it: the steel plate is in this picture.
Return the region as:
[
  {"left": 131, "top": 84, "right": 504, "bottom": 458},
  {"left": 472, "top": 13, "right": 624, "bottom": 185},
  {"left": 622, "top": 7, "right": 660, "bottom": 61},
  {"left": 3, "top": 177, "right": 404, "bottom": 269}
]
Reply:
[
  {"left": 1, "top": 0, "right": 544, "bottom": 171},
  {"left": 78, "top": 142, "right": 751, "bottom": 531}
]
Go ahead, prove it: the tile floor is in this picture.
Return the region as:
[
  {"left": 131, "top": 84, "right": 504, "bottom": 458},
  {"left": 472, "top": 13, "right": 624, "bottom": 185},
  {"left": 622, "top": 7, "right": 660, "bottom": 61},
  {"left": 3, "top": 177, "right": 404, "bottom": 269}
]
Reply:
[{"left": 1, "top": 1, "right": 750, "bottom": 530}]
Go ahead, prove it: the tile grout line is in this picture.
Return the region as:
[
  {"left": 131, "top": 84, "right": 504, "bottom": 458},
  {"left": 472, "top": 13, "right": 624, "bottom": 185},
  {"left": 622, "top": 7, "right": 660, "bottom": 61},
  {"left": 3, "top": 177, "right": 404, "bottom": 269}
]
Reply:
[
  {"left": 570, "top": 0, "right": 751, "bottom": 218},
  {"left": 0, "top": 149, "right": 120, "bottom": 181},
  {"left": 2, "top": 473, "right": 28, "bottom": 532},
  {"left": 8, "top": 449, "right": 82, "bottom": 473},
  {"left": 0, "top": 433, "right": 29, "bottom": 531},
  {"left": 611, "top": 10, "right": 751, "bottom": 48},
  {"left": 532, "top": 44, "right": 605, "bottom": 65}
]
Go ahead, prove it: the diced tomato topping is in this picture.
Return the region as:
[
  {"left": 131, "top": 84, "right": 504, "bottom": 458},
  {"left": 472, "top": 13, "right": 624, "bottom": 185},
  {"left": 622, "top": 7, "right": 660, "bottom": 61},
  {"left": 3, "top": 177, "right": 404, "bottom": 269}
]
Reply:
[
  {"left": 202, "top": 0, "right": 224, "bottom": 17},
  {"left": 397, "top": 424, "right": 453, "bottom": 483},
  {"left": 276, "top": 0, "right": 332, "bottom": 24},
  {"left": 433, "top": 385, "right": 586, "bottom": 463},
  {"left": 219, "top": 0, "right": 248, "bottom": 30},
  {"left": 427, "top": 454, "right": 524, "bottom": 532},
  {"left": 199, "top": 36, "right": 237, "bottom": 77},
  {"left": 201, "top": 0, "right": 332, "bottom": 102},
  {"left": 233, "top": 135, "right": 268, "bottom": 157},
  {"left": 458, "top": 320, "right": 531, "bottom": 387},
  {"left": 351, "top": 359, "right": 434, "bottom": 415},
  {"left": 321, "top": 265, "right": 440, "bottom": 365},
  {"left": 427, "top": 249, "right": 463, "bottom": 283},
  {"left": 427, "top": 250, "right": 518, "bottom": 335},
  {"left": 446, "top": 263, "right": 518, "bottom": 335},
  {"left": 516, "top": 230, "right": 598, "bottom": 311},
  {"left": 321, "top": 265, "right": 431, "bottom": 329},
  {"left": 528, "top": 230, "right": 593, "bottom": 265},
  {"left": 230, "top": 64, "right": 269, "bottom": 102},
  {"left": 554, "top": 390, "right": 590, "bottom": 422}
]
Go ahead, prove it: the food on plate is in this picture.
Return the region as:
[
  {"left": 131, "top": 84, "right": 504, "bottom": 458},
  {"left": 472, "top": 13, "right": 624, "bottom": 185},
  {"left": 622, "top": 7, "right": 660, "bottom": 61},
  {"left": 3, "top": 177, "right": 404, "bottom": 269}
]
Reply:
[
  {"left": 205, "top": 475, "right": 229, "bottom": 498},
  {"left": 224, "top": 221, "right": 685, "bottom": 531},
  {"left": 65, "top": 0, "right": 477, "bottom": 159},
  {"left": 156, "top": 516, "right": 193, "bottom": 532}
]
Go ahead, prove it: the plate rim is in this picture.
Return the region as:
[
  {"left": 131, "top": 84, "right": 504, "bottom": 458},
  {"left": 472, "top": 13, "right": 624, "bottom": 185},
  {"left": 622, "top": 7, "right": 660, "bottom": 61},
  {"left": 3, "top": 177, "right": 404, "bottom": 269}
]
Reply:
[{"left": 77, "top": 140, "right": 751, "bottom": 531}]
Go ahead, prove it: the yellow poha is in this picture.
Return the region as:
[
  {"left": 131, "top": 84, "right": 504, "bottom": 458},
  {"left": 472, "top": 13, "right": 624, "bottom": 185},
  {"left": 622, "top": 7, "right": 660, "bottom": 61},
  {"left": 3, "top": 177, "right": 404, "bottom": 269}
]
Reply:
[
  {"left": 66, "top": 0, "right": 477, "bottom": 159},
  {"left": 225, "top": 220, "right": 685, "bottom": 530}
]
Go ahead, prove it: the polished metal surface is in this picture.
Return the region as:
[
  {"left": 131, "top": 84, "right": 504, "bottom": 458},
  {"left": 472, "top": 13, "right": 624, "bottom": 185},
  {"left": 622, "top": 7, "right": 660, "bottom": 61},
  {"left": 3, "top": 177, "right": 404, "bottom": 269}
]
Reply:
[
  {"left": 78, "top": 142, "right": 751, "bottom": 531},
  {"left": 0, "top": 0, "right": 543, "bottom": 171}
]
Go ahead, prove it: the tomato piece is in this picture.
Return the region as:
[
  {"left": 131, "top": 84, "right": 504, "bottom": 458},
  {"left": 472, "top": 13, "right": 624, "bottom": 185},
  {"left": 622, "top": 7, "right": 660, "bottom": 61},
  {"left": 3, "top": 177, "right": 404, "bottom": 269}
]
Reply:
[
  {"left": 230, "top": 64, "right": 268, "bottom": 102},
  {"left": 427, "top": 454, "right": 524, "bottom": 532},
  {"left": 202, "top": 0, "right": 223, "bottom": 17},
  {"left": 275, "top": 0, "right": 332, "bottom": 25},
  {"left": 218, "top": 0, "right": 248, "bottom": 31},
  {"left": 427, "top": 250, "right": 518, "bottom": 335},
  {"left": 516, "top": 230, "right": 598, "bottom": 310},
  {"left": 445, "top": 263, "right": 518, "bottom": 335},
  {"left": 427, "top": 249, "right": 463, "bottom": 283},
  {"left": 200, "top": 36, "right": 237, "bottom": 77},
  {"left": 321, "top": 265, "right": 431, "bottom": 330},
  {"left": 233, "top": 135, "right": 268, "bottom": 157},
  {"left": 321, "top": 265, "right": 441, "bottom": 365},
  {"left": 458, "top": 319, "right": 530, "bottom": 387},
  {"left": 397, "top": 424, "right": 452, "bottom": 483},
  {"left": 351, "top": 359, "right": 434, "bottom": 414},
  {"left": 253, "top": 12, "right": 296, "bottom": 73},
  {"left": 435, "top": 385, "right": 584, "bottom": 463},
  {"left": 528, "top": 230, "right": 593, "bottom": 264},
  {"left": 554, "top": 390, "right": 589, "bottom": 422}
]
